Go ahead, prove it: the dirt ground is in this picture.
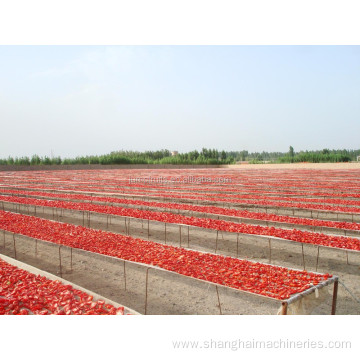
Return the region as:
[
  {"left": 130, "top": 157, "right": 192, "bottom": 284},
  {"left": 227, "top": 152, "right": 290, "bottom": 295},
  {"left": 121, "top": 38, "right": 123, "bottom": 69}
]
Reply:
[{"left": 1, "top": 203, "right": 359, "bottom": 315}]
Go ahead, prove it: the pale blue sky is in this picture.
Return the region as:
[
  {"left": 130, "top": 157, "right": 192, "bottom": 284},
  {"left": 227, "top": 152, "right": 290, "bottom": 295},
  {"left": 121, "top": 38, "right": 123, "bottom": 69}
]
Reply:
[{"left": 0, "top": 46, "right": 359, "bottom": 158}]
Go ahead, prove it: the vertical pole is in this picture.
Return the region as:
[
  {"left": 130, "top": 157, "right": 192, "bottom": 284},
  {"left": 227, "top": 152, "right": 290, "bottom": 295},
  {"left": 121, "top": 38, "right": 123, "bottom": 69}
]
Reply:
[
  {"left": 216, "top": 285, "right": 222, "bottom": 315},
  {"left": 123, "top": 261, "right": 127, "bottom": 291},
  {"left": 187, "top": 226, "right": 190, "bottom": 247},
  {"left": 301, "top": 243, "right": 305, "bottom": 270},
  {"left": 144, "top": 268, "right": 150, "bottom": 315},
  {"left": 268, "top": 239, "right": 272, "bottom": 263},
  {"left": 315, "top": 246, "right": 320, "bottom": 271},
  {"left": 331, "top": 279, "right": 338, "bottom": 315},
  {"left": 280, "top": 302, "right": 288, "bottom": 315},
  {"left": 215, "top": 231, "right": 219, "bottom": 254},
  {"left": 59, "top": 245, "right": 62, "bottom": 278},
  {"left": 13, "top": 233, "right": 16, "bottom": 259},
  {"left": 236, "top": 233, "right": 239, "bottom": 257}
]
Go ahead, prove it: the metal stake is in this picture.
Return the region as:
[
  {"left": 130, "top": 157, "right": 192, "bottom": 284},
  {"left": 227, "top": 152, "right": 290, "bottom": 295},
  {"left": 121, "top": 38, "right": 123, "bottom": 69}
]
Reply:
[
  {"left": 331, "top": 280, "right": 338, "bottom": 315},
  {"left": 236, "top": 233, "right": 239, "bottom": 257},
  {"left": 187, "top": 226, "right": 190, "bottom": 247},
  {"left": 59, "top": 245, "right": 63, "bottom": 278},
  {"left": 268, "top": 238, "right": 272, "bottom": 263},
  {"left": 13, "top": 233, "right": 17, "bottom": 259},
  {"left": 315, "top": 246, "right": 320, "bottom": 271},
  {"left": 215, "top": 231, "right": 219, "bottom": 254},
  {"left": 123, "top": 261, "right": 127, "bottom": 290},
  {"left": 144, "top": 268, "right": 151, "bottom": 315},
  {"left": 301, "top": 243, "right": 305, "bottom": 270},
  {"left": 216, "top": 285, "right": 222, "bottom": 315}
]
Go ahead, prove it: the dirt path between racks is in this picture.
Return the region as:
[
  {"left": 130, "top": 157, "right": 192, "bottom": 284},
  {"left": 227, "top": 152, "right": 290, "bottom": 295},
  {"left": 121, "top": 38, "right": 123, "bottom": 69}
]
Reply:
[{"left": 1, "top": 205, "right": 359, "bottom": 315}]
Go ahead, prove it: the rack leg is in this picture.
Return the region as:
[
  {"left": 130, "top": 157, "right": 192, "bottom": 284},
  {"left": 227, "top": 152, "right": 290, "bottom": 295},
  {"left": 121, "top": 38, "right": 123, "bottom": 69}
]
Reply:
[
  {"left": 216, "top": 285, "right": 222, "bottom": 315},
  {"left": 58, "top": 245, "right": 62, "bottom": 278},
  {"left": 215, "top": 231, "right": 219, "bottom": 254},
  {"left": 144, "top": 268, "right": 151, "bottom": 315},
  {"left": 301, "top": 243, "right": 305, "bottom": 270},
  {"left": 315, "top": 246, "right": 320, "bottom": 271},
  {"left": 268, "top": 239, "right": 272, "bottom": 263},
  {"left": 280, "top": 302, "right": 288, "bottom": 315},
  {"left": 13, "top": 233, "right": 17, "bottom": 259},
  {"left": 123, "top": 261, "right": 127, "bottom": 291},
  {"left": 236, "top": 233, "right": 239, "bottom": 257},
  {"left": 331, "top": 280, "right": 338, "bottom": 315}
]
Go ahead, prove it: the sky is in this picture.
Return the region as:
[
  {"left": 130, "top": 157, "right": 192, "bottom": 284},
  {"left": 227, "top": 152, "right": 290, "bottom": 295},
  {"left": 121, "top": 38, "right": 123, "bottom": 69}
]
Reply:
[{"left": 0, "top": 45, "right": 359, "bottom": 158}]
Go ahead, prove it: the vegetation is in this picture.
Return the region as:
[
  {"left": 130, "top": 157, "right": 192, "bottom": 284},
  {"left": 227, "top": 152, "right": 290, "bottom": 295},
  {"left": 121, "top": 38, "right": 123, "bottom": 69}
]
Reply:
[{"left": 0, "top": 147, "right": 358, "bottom": 166}]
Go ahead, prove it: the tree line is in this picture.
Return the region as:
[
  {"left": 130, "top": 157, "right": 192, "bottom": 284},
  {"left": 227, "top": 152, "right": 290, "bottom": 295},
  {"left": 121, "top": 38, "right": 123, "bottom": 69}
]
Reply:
[{"left": 0, "top": 147, "right": 359, "bottom": 166}]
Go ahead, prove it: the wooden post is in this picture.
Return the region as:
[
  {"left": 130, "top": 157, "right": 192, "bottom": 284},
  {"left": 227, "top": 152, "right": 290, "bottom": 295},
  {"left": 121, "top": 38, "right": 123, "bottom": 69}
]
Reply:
[
  {"left": 216, "top": 285, "right": 222, "bottom": 315},
  {"left": 280, "top": 302, "right": 288, "bottom": 315},
  {"left": 331, "top": 279, "right": 338, "bottom": 315}
]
